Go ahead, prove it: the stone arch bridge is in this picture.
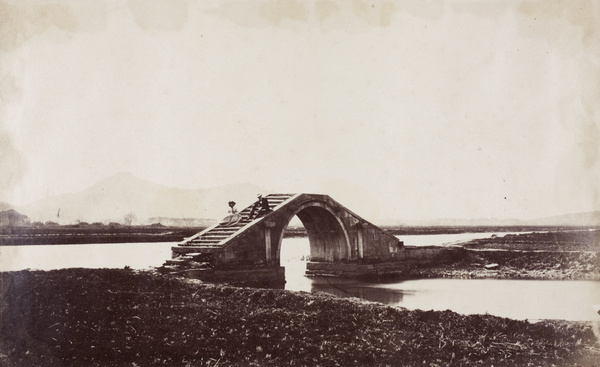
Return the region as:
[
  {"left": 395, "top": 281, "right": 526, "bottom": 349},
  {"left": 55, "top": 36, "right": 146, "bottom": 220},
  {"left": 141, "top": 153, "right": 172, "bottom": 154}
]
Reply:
[{"left": 166, "top": 194, "right": 407, "bottom": 283}]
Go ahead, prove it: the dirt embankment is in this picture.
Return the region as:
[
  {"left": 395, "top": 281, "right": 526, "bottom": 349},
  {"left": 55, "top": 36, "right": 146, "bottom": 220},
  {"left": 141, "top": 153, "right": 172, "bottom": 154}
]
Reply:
[
  {"left": 384, "top": 226, "right": 580, "bottom": 236},
  {"left": 408, "top": 230, "right": 600, "bottom": 280},
  {"left": 462, "top": 230, "right": 599, "bottom": 252},
  {"left": 0, "top": 226, "right": 205, "bottom": 246},
  {"left": 2, "top": 269, "right": 599, "bottom": 367}
]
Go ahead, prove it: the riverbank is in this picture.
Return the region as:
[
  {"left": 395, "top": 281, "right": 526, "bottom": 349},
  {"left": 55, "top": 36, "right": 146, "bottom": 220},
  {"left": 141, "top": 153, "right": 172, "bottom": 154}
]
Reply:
[
  {"left": 0, "top": 226, "right": 205, "bottom": 245},
  {"left": 383, "top": 225, "right": 589, "bottom": 236},
  {"left": 1, "top": 268, "right": 599, "bottom": 367},
  {"left": 404, "top": 229, "right": 600, "bottom": 280}
]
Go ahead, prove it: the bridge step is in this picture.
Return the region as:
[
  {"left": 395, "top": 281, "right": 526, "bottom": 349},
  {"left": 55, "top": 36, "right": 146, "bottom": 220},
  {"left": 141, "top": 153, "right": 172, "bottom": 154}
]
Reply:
[
  {"left": 189, "top": 237, "right": 222, "bottom": 242},
  {"left": 190, "top": 240, "right": 222, "bottom": 245},
  {"left": 164, "top": 258, "right": 190, "bottom": 265},
  {"left": 201, "top": 234, "right": 237, "bottom": 239},
  {"left": 189, "top": 236, "right": 223, "bottom": 241},
  {"left": 200, "top": 234, "right": 232, "bottom": 239},
  {"left": 182, "top": 252, "right": 203, "bottom": 258},
  {"left": 173, "top": 245, "right": 223, "bottom": 254},
  {"left": 206, "top": 230, "right": 241, "bottom": 235},
  {"left": 178, "top": 193, "right": 296, "bottom": 249},
  {"left": 164, "top": 252, "right": 207, "bottom": 265}
]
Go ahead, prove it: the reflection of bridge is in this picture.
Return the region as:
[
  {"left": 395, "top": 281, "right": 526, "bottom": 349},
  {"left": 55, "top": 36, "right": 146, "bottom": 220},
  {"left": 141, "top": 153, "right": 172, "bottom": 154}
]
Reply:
[{"left": 165, "top": 193, "right": 406, "bottom": 284}]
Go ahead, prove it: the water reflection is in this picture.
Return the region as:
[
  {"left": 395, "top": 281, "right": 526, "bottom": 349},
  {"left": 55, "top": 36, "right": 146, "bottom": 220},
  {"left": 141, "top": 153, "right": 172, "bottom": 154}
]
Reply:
[
  {"left": 309, "top": 277, "right": 406, "bottom": 304},
  {"left": 285, "top": 270, "right": 600, "bottom": 321},
  {"left": 280, "top": 236, "right": 600, "bottom": 321}
]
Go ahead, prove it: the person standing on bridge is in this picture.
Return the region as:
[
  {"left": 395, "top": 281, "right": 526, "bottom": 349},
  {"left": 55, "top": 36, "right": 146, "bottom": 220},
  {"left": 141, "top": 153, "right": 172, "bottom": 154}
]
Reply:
[{"left": 248, "top": 194, "right": 271, "bottom": 220}]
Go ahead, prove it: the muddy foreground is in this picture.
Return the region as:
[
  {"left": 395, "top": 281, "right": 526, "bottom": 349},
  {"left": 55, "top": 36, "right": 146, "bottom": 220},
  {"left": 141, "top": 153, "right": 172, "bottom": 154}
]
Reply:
[
  {"left": 406, "top": 230, "right": 600, "bottom": 281},
  {"left": 1, "top": 268, "right": 599, "bottom": 367}
]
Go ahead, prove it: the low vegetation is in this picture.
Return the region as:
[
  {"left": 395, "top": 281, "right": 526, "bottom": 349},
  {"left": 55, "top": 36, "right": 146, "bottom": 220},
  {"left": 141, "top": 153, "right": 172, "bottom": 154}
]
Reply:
[
  {"left": 406, "top": 229, "right": 600, "bottom": 280},
  {"left": 2, "top": 269, "right": 599, "bottom": 367},
  {"left": 0, "top": 226, "right": 205, "bottom": 246},
  {"left": 462, "top": 230, "right": 600, "bottom": 252},
  {"left": 383, "top": 226, "right": 590, "bottom": 236}
]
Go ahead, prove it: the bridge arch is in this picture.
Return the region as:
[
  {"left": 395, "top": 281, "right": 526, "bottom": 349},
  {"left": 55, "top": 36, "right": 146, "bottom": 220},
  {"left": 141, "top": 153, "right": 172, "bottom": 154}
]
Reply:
[{"left": 275, "top": 201, "right": 352, "bottom": 263}]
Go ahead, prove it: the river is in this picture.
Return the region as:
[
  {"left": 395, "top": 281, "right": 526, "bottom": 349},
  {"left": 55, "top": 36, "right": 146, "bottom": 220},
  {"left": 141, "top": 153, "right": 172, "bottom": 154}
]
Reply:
[
  {"left": 0, "top": 230, "right": 522, "bottom": 271},
  {"left": 1, "top": 232, "right": 599, "bottom": 321}
]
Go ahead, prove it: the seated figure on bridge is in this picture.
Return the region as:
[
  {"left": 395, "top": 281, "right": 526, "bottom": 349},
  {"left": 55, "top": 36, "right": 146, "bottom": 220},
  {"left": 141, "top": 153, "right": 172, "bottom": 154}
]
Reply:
[
  {"left": 219, "top": 201, "right": 242, "bottom": 226},
  {"left": 248, "top": 194, "right": 272, "bottom": 220}
]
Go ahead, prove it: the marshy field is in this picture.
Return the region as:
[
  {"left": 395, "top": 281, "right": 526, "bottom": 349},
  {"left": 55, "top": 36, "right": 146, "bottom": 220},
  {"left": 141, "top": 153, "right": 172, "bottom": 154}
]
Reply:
[
  {"left": 406, "top": 229, "right": 600, "bottom": 281},
  {"left": 1, "top": 227, "right": 599, "bottom": 366}
]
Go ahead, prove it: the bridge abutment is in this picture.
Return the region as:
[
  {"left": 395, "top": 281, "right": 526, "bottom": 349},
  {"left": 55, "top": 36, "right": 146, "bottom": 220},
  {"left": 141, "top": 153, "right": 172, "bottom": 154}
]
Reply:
[{"left": 305, "top": 246, "right": 465, "bottom": 279}]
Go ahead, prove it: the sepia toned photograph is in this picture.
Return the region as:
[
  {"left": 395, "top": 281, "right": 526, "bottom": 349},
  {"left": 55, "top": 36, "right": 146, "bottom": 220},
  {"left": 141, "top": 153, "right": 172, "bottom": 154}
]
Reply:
[{"left": 1, "top": 1, "right": 599, "bottom": 366}]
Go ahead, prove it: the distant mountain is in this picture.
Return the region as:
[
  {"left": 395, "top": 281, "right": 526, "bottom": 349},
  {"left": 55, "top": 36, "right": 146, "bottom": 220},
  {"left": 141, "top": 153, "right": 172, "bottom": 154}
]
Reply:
[
  {"left": 384, "top": 211, "right": 600, "bottom": 227},
  {"left": 17, "top": 175, "right": 600, "bottom": 227},
  {"left": 382, "top": 217, "right": 527, "bottom": 227},
  {"left": 528, "top": 211, "right": 600, "bottom": 227},
  {"left": 21, "top": 173, "right": 269, "bottom": 225}
]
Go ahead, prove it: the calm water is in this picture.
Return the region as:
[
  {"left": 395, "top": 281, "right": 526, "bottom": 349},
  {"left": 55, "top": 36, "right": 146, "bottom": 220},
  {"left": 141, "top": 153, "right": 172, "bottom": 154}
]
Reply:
[
  {"left": 0, "top": 242, "right": 175, "bottom": 271},
  {"left": 1, "top": 232, "right": 599, "bottom": 321},
  {"left": 284, "top": 260, "right": 600, "bottom": 321},
  {"left": 280, "top": 236, "right": 600, "bottom": 321},
  {"left": 0, "top": 231, "right": 529, "bottom": 271}
]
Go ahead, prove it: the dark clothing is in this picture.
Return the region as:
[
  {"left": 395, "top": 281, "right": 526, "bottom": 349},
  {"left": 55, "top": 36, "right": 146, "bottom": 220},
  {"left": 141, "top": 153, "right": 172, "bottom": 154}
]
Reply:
[{"left": 249, "top": 197, "right": 271, "bottom": 219}]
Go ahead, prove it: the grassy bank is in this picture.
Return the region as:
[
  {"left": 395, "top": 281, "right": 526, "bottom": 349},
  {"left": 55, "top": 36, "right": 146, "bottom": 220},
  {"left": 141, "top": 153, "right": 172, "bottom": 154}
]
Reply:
[
  {"left": 1, "top": 269, "right": 599, "bottom": 367},
  {"left": 407, "top": 250, "right": 600, "bottom": 281},
  {"left": 0, "top": 226, "right": 205, "bottom": 246},
  {"left": 405, "top": 230, "right": 600, "bottom": 281},
  {"left": 383, "top": 226, "right": 595, "bottom": 236},
  {"left": 462, "top": 230, "right": 600, "bottom": 252}
]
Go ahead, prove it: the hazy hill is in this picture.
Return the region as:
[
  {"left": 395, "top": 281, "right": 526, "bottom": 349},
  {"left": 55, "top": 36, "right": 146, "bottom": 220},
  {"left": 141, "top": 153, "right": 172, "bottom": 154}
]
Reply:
[
  {"left": 388, "top": 217, "right": 527, "bottom": 227},
  {"left": 0, "top": 202, "right": 14, "bottom": 211},
  {"left": 21, "top": 173, "right": 269, "bottom": 224},
  {"left": 388, "top": 211, "right": 600, "bottom": 227},
  {"left": 530, "top": 211, "right": 600, "bottom": 227},
  {"left": 17, "top": 174, "right": 600, "bottom": 227}
]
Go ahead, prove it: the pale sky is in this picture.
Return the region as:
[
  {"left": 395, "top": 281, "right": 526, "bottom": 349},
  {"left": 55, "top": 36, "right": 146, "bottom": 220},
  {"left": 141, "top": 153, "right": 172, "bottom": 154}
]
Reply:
[{"left": 1, "top": 0, "right": 599, "bottom": 222}]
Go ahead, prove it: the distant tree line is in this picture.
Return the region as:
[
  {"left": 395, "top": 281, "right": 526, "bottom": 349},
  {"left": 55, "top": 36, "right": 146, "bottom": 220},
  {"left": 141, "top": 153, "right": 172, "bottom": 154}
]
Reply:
[
  {"left": 0, "top": 210, "right": 30, "bottom": 227},
  {"left": 0, "top": 209, "right": 140, "bottom": 228}
]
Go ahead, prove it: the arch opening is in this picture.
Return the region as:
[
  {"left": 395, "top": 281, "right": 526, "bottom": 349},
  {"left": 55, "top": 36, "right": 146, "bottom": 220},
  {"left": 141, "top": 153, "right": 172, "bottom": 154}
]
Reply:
[
  {"left": 297, "top": 206, "right": 349, "bottom": 262},
  {"left": 280, "top": 215, "right": 309, "bottom": 263},
  {"left": 279, "top": 216, "right": 310, "bottom": 288},
  {"left": 276, "top": 202, "right": 351, "bottom": 266}
]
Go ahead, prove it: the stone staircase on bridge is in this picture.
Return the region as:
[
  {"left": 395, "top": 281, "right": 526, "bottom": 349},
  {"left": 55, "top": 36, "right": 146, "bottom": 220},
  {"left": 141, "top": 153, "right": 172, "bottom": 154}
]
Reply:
[{"left": 165, "top": 194, "right": 296, "bottom": 267}]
